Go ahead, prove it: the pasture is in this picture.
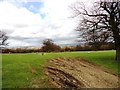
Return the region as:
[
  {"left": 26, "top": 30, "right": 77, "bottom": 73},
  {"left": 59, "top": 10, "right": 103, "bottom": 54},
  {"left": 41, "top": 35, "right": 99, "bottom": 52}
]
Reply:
[{"left": 2, "top": 50, "right": 119, "bottom": 88}]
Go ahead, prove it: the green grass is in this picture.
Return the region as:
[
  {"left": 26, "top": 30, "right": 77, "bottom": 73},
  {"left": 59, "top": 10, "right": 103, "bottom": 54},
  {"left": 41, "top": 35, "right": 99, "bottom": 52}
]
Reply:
[{"left": 2, "top": 50, "right": 119, "bottom": 88}]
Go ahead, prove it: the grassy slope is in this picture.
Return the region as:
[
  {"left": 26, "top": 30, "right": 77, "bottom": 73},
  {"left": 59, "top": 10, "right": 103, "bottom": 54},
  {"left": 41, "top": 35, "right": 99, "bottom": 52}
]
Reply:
[{"left": 2, "top": 50, "right": 119, "bottom": 88}]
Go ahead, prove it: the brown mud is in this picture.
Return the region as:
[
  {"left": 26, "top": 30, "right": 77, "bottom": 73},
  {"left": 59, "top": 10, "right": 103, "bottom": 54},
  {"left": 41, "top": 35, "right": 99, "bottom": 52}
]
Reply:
[{"left": 45, "top": 57, "right": 118, "bottom": 88}]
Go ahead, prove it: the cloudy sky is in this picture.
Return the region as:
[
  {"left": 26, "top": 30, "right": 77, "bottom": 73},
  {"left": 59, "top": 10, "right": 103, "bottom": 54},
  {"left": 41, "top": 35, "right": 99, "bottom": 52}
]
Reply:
[{"left": 0, "top": 0, "right": 95, "bottom": 48}]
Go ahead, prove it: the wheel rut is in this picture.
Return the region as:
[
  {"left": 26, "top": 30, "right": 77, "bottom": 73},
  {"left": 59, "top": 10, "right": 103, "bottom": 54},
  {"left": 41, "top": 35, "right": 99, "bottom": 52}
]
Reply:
[{"left": 45, "top": 58, "right": 118, "bottom": 88}]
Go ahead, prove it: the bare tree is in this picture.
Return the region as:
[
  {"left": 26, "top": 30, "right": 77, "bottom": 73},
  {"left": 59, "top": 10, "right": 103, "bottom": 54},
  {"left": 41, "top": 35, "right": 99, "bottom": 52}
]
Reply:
[
  {"left": 43, "top": 39, "right": 54, "bottom": 46},
  {"left": 41, "top": 39, "right": 61, "bottom": 52},
  {"left": 71, "top": 0, "right": 120, "bottom": 60},
  {"left": 0, "top": 30, "right": 8, "bottom": 48}
]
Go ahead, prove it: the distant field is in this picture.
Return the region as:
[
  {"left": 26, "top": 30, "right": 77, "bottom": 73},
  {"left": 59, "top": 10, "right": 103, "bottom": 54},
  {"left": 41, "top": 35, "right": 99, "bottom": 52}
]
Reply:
[{"left": 2, "top": 50, "right": 119, "bottom": 88}]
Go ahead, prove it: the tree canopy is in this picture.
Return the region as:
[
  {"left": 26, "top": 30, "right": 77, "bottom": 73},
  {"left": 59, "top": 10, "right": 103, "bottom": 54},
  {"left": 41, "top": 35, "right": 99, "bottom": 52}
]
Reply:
[
  {"left": 71, "top": 0, "right": 120, "bottom": 60},
  {"left": 41, "top": 39, "right": 61, "bottom": 52}
]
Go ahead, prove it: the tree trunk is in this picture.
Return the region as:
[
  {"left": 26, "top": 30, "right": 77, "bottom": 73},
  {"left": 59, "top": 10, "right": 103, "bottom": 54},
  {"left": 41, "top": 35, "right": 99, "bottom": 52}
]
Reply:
[
  {"left": 116, "top": 46, "right": 120, "bottom": 60},
  {"left": 109, "top": 15, "right": 120, "bottom": 60},
  {"left": 114, "top": 35, "right": 120, "bottom": 61}
]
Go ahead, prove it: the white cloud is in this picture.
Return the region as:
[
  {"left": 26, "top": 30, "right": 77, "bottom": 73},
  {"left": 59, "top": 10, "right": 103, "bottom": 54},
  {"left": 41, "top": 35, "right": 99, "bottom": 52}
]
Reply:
[
  {"left": 39, "top": 0, "right": 78, "bottom": 41},
  {"left": 0, "top": 2, "right": 42, "bottom": 26},
  {"left": 0, "top": 1, "right": 44, "bottom": 47}
]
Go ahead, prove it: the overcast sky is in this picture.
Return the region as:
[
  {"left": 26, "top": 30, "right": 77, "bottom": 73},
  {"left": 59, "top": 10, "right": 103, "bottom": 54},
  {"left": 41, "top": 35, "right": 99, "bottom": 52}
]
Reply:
[{"left": 0, "top": 0, "right": 96, "bottom": 48}]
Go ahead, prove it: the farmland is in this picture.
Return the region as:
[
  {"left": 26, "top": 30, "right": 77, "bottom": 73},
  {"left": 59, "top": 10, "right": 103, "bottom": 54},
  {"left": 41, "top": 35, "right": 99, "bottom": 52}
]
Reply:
[{"left": 2, "top": 50, "right": 119, "bottom": 88}]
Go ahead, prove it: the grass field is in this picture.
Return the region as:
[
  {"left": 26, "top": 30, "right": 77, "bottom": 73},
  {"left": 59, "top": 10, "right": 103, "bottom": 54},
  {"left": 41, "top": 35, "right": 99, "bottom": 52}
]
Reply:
[{"left": 2, "top": 50, "right": 119, "bottom": 88}]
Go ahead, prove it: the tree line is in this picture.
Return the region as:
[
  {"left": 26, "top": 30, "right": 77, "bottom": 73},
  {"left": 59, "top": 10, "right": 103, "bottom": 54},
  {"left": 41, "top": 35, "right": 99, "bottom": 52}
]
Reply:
[{"left": 2, "top": 39, "right": 114, "bottom": 53}]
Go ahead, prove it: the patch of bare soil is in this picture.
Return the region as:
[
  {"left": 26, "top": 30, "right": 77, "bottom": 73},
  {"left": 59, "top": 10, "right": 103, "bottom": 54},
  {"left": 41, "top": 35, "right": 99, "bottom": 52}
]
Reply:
[{"left": 45, "top": 57, "right": 118, "bottom": 88}]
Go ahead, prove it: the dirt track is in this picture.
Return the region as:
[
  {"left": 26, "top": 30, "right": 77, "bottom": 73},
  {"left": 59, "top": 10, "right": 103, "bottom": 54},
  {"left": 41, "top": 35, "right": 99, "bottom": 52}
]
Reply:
[{"left": 45, "top": 58, "right": 118, "bottom": 88}]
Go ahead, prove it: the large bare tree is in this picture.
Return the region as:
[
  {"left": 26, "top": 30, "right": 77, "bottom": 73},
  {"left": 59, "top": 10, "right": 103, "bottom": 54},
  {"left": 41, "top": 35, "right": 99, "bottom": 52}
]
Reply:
[{"left": 71, "top": 0, "right": 120, "bottom": 60}]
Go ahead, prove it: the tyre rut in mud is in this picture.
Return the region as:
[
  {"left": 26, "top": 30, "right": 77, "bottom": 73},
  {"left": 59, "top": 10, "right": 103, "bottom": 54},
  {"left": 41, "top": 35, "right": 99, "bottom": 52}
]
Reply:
[{"left": 45, "top": 57, "right": 118, "bottom": 88}]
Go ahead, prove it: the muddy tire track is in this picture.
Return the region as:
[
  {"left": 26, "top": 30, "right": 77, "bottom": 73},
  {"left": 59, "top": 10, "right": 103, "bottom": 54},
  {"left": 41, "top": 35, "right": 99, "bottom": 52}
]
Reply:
[{"left": 45, "top": 58, "right": 118, "bottom": 88}]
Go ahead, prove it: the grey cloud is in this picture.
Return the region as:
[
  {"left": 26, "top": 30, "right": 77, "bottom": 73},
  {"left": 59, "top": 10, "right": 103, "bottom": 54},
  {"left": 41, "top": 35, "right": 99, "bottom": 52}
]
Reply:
[
  {"left": 2, "top": 29, "right": 15, "bottom": 36},
  {"left": 14, "top": 24, "right": 29, "bottom": 28},
  {"left": 10, "top": 36, "right": 43, "bottom": 42},
  {"left": 9, "top": 36, "right": 44, "bottom": 47},
  {"left": 8, "top": 32, "right": 78, "bottom": 47}
]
